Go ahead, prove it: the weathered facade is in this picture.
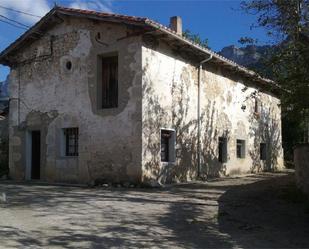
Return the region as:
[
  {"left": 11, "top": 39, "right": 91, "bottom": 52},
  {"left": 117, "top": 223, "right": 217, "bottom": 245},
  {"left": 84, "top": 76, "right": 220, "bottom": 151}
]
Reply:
[
  {"left": 0, "top": 7, "right": 284, "bottom": 184},
  {"left": 142, "top": 44, "right": 283, "bottom": 183}
]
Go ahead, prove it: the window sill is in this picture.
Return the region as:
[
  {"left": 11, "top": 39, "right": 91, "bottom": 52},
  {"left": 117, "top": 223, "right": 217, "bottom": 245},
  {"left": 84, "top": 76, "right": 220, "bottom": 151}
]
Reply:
[
  {"left": 161, "top": 161, "right": 176, "bottom": 165},
  {"left": 94, "top": 107, "right": 121, "bottom": 116},
  {"left": 59, "top": 156, "right": 79, "bottom": 159},
  {"left": 100, "top": 107, "right": 118, "bottom": 109}
]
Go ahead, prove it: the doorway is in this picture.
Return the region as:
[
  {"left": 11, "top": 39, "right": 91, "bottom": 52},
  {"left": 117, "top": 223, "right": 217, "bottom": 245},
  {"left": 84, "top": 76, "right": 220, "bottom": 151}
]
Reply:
[{"left": 31, "top": 130, "right": 41, "bottom": 180}]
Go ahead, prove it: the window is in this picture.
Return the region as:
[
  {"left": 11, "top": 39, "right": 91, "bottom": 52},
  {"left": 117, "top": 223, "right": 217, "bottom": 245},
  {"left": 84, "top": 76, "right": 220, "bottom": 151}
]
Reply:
[
  {"left": 160, "top": 129, "right": 176, "bottom": 162},
  {"left": 63, "top": 128, "right": 79, "bottom": 156},
  {"left": 218, "top": 137, "right": 228, "bottom": 163},
  {"left": 236, "top": 139, "right": 246, "bottom": 158},
  {"left": 260, "top": 143, "right": 267, "bottom": 160},
  {"left": 101, "top": 55, "right": 118, "bottom": 108},
  {"left": 254, "top": 97, "right": 261, "bottom": 114}
]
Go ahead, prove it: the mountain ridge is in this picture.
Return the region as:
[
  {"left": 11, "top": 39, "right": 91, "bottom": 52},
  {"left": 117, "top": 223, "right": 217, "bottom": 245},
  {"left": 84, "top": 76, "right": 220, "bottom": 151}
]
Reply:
[{"left": 219, "top": 44, "right": 274, "bottom": 69}]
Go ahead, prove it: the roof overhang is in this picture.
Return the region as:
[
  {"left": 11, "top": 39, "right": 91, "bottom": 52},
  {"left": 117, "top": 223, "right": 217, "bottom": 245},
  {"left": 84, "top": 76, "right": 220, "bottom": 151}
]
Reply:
[
  {"left": 144, "top": 19, "right": 282, "bottom": 94},
  {"left": 0, "top": 6, "right": 283, "bottom": 96}
]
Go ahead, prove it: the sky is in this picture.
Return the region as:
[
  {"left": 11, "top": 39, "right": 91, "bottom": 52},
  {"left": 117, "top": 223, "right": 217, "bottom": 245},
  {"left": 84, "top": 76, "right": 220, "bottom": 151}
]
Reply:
[{"left": 0, "top": 0, "right": 271, "bottom": 81}]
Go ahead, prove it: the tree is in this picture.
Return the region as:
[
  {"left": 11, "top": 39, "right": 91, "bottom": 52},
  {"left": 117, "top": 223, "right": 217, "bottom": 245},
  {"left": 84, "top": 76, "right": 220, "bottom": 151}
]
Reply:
[
  {"left": 238, "top": 36, "right": 258, "bottom": 45},
  {"left": 241, "top": 0, "right": 309, "bottom": 40},
  {"left": 182, "top": 29, "right": 209, "bottom": 49},
  {"left": 241, "top": 0, "right": 309, "bottom": 160}
]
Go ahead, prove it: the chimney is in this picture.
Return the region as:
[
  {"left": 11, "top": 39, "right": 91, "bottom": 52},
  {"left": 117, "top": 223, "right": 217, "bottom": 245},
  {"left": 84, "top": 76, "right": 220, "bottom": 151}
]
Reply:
[{"left": 170, "top": 16, "right": 182, "bottom": 36}]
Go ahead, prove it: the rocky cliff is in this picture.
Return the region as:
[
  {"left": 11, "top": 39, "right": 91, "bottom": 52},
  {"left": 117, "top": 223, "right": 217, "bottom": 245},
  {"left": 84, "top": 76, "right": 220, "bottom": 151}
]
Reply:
[{"left": 219, "top": 44, "right": 274, "bottom": 69}]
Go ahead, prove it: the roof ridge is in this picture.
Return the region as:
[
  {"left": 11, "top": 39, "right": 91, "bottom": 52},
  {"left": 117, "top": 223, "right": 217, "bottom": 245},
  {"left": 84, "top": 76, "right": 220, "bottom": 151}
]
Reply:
[
  {"left": 144, "top": 18, "right": 274, "bottom": 83},
  {"left": 0, "top": 5, "right": 280, "bottom": 92},
  {"left": 55, "top": 6, "right": 149, "bottom": 22}
]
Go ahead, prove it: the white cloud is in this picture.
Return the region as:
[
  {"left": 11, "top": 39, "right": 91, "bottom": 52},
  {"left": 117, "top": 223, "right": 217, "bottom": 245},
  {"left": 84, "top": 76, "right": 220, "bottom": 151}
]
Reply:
[
  {"left": 0, "top": 0, "right": 114, "bottom": 30},
  {"left": 69, "top": 0, "right": 113, "bottom": 13},
  {"left": 0, "top": 0, "right": 50, "bottom": 24}
]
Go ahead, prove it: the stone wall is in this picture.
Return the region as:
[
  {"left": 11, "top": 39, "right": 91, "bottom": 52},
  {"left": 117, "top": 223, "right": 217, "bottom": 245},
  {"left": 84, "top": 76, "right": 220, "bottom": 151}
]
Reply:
[
  {"left": 8, "top": 17, "right": 143, "bottom": 184},
  {"left": 141, "top": 39, "right": 284, "bottom": 184},
  {"left": 294, "top": 144, "right": 309, "bottom": 195}
]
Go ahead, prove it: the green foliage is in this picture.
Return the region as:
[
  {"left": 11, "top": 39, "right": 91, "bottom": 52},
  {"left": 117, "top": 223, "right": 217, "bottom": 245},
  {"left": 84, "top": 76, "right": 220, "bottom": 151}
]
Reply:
[
  {"left": 241, "top": 0, "right": 309, "bottom": 40},
  {"left": 238, "top": 36, "right": 258, "bottom": 45},
  {"left": 241, "top": 0, "right": 309, "bottom": 158},
  {"left": 182, "top": 29, "right": 209, "bottom": 49}
]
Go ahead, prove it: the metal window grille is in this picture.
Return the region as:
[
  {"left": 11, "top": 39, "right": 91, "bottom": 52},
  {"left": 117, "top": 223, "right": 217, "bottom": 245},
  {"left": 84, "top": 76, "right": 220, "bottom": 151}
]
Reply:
[{"left": 64, "top": 128, "right": 79, "bottom": 156}]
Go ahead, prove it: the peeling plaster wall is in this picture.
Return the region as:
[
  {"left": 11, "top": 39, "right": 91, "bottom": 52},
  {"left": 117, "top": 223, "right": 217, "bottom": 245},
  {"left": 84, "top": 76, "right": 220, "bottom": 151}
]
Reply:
[
  {"left": 141, "top": 40, "right": 284, "bottom": 183},
  {"left": 8, "top": 18, "right": 142, "bottom": 183}
]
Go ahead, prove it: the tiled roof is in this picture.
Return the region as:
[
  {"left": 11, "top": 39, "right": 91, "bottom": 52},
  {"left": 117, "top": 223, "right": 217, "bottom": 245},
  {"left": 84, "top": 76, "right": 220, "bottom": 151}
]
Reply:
[
  {"left": 0, "top": 6, "right": 280, "bottom": 92},
  {"left": 56, "top": 6, "right": 148, "bottom": 23}
]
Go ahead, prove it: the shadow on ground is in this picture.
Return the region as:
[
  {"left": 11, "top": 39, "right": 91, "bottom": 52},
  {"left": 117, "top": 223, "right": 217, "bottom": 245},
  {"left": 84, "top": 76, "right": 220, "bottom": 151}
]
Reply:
[
  {"left": 217, "top": 173, "right": 309, "bottom": 248},
  {"left": 0, "top": 172, "right": 308, "bottom": 248}
]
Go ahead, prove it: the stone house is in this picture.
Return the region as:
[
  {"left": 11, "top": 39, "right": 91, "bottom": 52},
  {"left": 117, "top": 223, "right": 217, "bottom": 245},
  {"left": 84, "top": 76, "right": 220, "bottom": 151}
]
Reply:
[{"left": 0, "top": 7, "right": 284, "bottom": 184}]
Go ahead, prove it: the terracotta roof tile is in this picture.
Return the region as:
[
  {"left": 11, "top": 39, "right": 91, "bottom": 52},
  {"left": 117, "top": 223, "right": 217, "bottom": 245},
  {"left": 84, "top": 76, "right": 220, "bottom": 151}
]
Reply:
[
  {"left": 0, "top": 6, "right": 280, "bottom": 91},
  {"left": 56, "top": 6, "right": 148, "bottom": 23}
]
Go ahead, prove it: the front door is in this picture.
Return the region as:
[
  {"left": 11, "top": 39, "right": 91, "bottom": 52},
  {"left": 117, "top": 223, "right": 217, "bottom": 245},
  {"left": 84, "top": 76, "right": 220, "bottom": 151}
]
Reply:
[{"left": 31, "top": 131, "right": 41, "bottom": 180}]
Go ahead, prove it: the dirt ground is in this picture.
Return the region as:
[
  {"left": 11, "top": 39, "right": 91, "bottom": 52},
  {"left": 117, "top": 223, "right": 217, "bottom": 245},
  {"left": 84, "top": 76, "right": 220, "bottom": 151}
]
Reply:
[{"left": 0, "top": 172, "right": 309, "bottom": 249}]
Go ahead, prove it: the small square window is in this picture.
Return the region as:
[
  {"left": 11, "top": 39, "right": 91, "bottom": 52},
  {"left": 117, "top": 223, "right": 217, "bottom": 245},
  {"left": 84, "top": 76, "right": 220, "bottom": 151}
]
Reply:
[
  {"left": 236, "top": 139, "right": 246, "bottom": 159},
  {"left": 260, "top": 143, "right": 267, "bottom": 160},
  {"left": 63, "top": 128, "right": 79, "bottom": 157},
  {"left": 218, "top": 137, "right": 228, "bottom": 163},
  {"left": 161, "top": 129, "right": 176, "bottom": 162}
]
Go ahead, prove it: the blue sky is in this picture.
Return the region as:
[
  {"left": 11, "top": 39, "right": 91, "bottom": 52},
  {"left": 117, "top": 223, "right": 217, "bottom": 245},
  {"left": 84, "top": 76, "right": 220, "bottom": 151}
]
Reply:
[{"left": 0, "top": 0, "right": 270, "bottom": 81}]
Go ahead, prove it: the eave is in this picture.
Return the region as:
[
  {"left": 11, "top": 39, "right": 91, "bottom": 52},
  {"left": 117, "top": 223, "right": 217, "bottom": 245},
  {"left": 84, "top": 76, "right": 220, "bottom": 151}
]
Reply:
[{"left": 0, "top": 6, "right": 283, "bottom": 96}]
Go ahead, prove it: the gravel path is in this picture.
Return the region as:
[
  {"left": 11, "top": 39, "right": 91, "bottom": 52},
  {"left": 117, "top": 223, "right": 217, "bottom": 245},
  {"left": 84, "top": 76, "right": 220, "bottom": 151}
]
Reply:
[{"left": 0, "top": 172, "right": 308, "bottom": 249}]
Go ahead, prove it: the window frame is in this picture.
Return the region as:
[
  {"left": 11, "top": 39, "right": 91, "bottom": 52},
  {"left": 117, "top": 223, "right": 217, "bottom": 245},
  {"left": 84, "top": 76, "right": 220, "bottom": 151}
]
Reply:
[
  {"left": 218, "top": 136, "right": 228, "bottom": 163},
  {"left": 63, "top": 128, "right": 79, "bottom": 157},
  {"left": 260, "top": 143, "right": 267, "bottom": 160},
  {"left": 254, "top": 97, "right": 261, "bottom": 114},
  {"left": 97, "top": 53, "right": 119, "bottom": 109},
  {"left": 160, "top": 128, "right": 176, "bottom": 163},
  {"left": 236, "top": 139, "right": 246, "bottom": 159}
]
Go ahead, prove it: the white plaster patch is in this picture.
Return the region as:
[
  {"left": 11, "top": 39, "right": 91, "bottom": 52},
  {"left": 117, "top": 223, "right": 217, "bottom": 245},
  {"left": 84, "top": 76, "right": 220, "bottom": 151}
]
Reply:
[{"left": 70, "top": 30, "right": 92, "bottom": 58}]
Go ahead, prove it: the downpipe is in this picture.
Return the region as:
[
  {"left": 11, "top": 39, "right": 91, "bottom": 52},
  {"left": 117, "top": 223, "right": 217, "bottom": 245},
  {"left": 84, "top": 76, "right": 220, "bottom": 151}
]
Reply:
[{"left": 197, "top": 54, "right": 213, "bottom": 179}]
